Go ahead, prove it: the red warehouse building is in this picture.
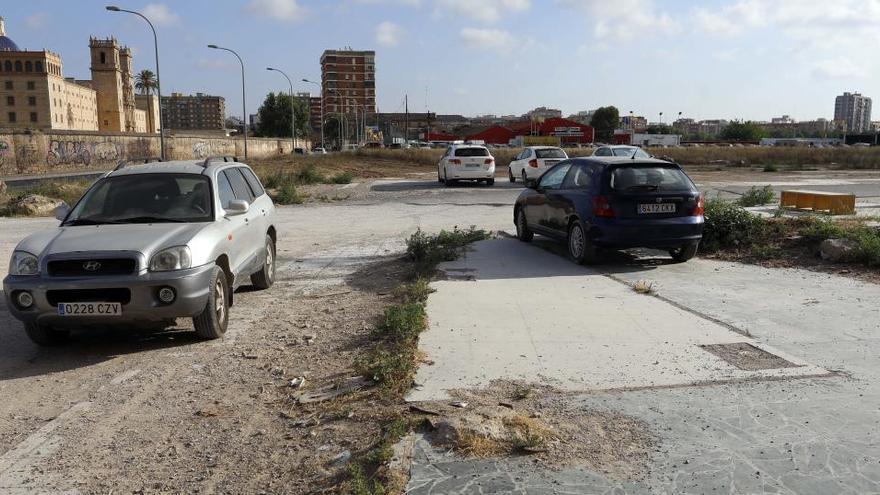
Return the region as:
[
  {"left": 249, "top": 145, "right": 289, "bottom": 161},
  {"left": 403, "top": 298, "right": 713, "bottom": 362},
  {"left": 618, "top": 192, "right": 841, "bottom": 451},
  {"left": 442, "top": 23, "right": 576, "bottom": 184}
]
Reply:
[{"left": 464, "top": 118, "right": 594, "bottom": 145}]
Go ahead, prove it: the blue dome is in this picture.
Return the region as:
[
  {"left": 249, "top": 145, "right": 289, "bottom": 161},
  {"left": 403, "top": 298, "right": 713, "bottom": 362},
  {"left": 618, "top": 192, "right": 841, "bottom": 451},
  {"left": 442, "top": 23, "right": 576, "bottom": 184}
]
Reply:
[{"left": 0, "top": 36, "right": 19, "bottom": 52}]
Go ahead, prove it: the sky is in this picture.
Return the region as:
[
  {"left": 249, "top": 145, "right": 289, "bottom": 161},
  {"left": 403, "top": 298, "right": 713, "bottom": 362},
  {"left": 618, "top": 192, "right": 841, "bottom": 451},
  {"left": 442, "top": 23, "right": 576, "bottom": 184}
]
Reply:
[{"left": 2, "top": 0, "right": 879, "bottom": 122}]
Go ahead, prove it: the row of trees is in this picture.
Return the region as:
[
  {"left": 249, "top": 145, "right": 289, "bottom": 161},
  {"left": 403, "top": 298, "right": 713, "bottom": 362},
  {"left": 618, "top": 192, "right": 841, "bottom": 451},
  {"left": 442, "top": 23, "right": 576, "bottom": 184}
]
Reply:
[{"left": 588, "top": 105, "right": 776, "bottom": 142}]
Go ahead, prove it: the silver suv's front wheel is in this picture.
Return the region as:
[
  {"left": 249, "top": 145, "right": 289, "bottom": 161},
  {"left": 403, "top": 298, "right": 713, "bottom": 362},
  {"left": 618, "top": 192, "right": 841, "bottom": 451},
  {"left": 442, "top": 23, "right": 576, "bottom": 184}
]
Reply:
[{"left": 193, "top": 265, "right": 229, "bottom": 339}]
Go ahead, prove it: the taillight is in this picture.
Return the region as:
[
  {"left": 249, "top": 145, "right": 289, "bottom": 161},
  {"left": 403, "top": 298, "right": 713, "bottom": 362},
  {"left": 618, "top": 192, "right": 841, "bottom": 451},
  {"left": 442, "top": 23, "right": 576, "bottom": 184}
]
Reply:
[
  {"left": 592, "top": 195, "right": 615, "bottom": 218},
  {"left": 692, "top": 194, "right": 705, "bottom": 216},
  {"left": 449, "top": 159, "right": 461, "bottom": 165},
  {"left": 528, "top": 159, "right": 538, "bottom": 168},
  {"left": 484, "top": 158, "right": 494, "bottom": 165}
]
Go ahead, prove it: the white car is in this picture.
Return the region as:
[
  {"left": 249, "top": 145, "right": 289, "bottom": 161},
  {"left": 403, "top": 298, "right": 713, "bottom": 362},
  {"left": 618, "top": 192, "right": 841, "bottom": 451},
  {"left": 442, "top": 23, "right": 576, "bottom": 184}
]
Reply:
[
  {"left": 592, "top": 145, "right": 651, "bottom": 159},
  {"left": 437, "top": 144, "right": 496, "bottom": 186},
  {"left": 508, "top": 146, "right": 568, "bottom": 183}
]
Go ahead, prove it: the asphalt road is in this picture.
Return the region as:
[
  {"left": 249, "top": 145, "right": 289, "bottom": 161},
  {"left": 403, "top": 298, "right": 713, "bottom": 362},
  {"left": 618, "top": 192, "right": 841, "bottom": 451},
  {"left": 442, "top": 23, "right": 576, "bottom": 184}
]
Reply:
[{"left": 0, "top": 169, "right": 878, "bottom": 493}]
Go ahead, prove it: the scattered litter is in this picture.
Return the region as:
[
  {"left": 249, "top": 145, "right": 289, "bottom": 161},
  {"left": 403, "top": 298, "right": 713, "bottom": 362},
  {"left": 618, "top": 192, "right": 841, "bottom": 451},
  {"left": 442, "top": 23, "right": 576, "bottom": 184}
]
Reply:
[
  {"left": 450, "top": 401, "right": 468, "bottom": 409},
  {"left": 409, "top": 404, "right": 441, "bottom": 416},
  {"left": 289, "top": 377, "right": 306, "bottom": 389},
  {"left": 293, "top": 376, "right": 372, "bottom": 404},
  {"left": 632, "top": 280, "right": 656, "bottom": 295},
  {"left": 329, "top": 450, "right": 351, "bottom": 467},
  {"left": 305, "top": 290, "right": 352, "bottom": 299},
  {"left": 498, "top": 402, "right": 514, "bottom": 409}
]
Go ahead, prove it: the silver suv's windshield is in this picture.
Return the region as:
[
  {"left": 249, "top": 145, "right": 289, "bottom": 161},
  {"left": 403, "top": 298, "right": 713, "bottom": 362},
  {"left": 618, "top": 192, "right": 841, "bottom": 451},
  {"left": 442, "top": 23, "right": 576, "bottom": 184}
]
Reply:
[{"left": 64, "top": 174, "right": 213, "bottom": 225}]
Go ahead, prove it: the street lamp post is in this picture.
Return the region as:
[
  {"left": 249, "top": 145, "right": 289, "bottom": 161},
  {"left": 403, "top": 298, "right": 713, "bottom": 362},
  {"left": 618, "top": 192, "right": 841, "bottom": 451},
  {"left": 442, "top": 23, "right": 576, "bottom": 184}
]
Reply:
[
  {"left": 326, "top": 87, "right": 344, "bottom": 150},
  {"left": 267, "top": 67, "right": 296, "bottom": 156},
  {"left": 302, "top": 79, "right": 324, "bottom": 149},
  {"left": 208, "top": 44, "right": 247, "bottom": 159},
  {"left": 106, "top": 5, "right": 165, "bottom": 160}
]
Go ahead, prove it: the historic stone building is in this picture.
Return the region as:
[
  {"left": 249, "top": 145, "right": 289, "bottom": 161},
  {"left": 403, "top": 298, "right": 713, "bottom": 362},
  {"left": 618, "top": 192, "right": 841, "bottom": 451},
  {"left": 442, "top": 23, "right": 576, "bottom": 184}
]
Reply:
[{"left": 0, "top": 17, "right": 157, "bottom": 133}]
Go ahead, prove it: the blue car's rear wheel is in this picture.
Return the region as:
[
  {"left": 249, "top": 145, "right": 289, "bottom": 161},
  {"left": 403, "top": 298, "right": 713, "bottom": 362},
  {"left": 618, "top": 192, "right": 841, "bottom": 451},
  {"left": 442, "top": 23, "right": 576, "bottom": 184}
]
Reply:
[
  {"left": 670, "top": 243, "right": 698, "bottom": 262},
  {"left": 568, "top": 221, "right": 598, "bottom": 265}
]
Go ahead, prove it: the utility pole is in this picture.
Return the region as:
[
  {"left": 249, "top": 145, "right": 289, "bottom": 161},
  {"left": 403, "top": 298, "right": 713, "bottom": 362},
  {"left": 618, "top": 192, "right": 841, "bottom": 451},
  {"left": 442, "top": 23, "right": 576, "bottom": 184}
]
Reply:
[{"left": 404, "top": 94, "right": 409, "bottom": 146}]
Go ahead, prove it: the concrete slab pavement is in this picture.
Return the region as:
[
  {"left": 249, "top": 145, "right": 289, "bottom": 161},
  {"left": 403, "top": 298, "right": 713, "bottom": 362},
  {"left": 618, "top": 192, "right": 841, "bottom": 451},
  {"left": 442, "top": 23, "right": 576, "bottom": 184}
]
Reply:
[
  {"left": 406, "top": 240, "right": 880, "bottom": 494},
  {"left": 408, "top": 239, "right": 828, "bottom": 402}
]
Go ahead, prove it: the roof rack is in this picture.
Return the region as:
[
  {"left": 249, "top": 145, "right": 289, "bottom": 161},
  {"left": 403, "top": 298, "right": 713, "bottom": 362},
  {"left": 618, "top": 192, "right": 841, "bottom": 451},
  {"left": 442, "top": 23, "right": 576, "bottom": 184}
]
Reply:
[
  {"left": 201, "top": 155, "right": 238, "bottom": 168},
  {"left": 113, "top": 156, "right": 164, "bottom": 171}
]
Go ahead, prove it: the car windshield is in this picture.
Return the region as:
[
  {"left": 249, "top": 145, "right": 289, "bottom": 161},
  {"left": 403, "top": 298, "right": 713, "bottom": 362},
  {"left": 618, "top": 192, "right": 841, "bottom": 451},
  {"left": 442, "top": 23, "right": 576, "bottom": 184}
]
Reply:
[
  {"left": 454, "top": 147, "right": 489, "bottom": 157},
  {"left": 64, "top": 173, "right": 213, "bottom": 225},
  {"left": 612, "top": 147, "right": 650, "bottom": 158},
  {"left": 609, "top": 166, "right": 693, "bottom": 192},
  {"left": 535, "top": 148, "right": 567, "bottom": 159}
]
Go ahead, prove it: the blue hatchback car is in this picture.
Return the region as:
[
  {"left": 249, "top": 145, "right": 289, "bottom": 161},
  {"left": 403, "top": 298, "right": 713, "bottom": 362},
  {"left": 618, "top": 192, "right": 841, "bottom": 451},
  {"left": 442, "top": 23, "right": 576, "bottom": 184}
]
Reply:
[{"left": 513, "top": 157, "right": 704, "bottom": 264}]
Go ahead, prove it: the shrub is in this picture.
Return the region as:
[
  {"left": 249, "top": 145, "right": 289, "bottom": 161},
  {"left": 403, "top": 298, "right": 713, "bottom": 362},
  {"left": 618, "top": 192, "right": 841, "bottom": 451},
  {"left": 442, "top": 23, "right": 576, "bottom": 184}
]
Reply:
[
  {"left": 405, "top": 226, "right": 489, "bottom": 272},
  {"left": 763, "top": 164, "right": 779, "bottom": 172},
  {"left": 331, "top": 171, "right": 354, "bottom": 184},
  {"left": 701, "top": 199, "right": 765, "bottom": 252},
  {"left": 272, "top": 182, "right": 304, "bottom": 204},
  {"left": 737, "top": 185, "right": 775, "bottom": 207},
  {"left": 295, "top": 163, "right": 325, "bottom": 184},
  {"left": 372, "top": 303, "right": 426, "bottom": 344}
]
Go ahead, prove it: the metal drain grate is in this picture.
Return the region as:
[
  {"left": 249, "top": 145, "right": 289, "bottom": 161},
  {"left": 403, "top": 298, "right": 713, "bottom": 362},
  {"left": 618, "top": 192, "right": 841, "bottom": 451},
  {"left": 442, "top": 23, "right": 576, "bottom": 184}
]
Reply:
[{"left": 699, "top": 343, "right": 801, "bottom": 371}]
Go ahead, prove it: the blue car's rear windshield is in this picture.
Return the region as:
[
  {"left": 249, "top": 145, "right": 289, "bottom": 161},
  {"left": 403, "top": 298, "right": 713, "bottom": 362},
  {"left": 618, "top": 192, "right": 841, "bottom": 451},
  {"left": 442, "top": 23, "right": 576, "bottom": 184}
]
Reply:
[
  {"left": 65, "top": 174, "right": 214, "bottom": 225},
  {"left": 608, "top": 165, "right": 693, "bottom": 192}
]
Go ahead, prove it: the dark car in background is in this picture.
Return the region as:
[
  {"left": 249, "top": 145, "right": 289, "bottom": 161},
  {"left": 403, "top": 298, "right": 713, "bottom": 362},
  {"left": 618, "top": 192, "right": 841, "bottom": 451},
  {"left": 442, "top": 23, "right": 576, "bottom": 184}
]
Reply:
[{"left": 513, "top": 157, "right": 704, "bottom": 264}]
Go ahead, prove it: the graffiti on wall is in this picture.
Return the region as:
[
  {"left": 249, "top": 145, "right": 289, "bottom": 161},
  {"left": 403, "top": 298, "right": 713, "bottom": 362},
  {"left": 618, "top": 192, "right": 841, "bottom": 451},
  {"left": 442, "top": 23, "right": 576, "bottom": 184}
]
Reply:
[
  {"left": 15, "top": 143, "right": 39, "bottom": 173},
  {"left": 92, "top": 142, "right": 121, "bottom": 162},
  {"left": 192, "top": 141, "right": 218, "bottom": 158},
  {"left": 126, "top": 138, "right": 153, "bottom": 158},
  {"left": 0, "top": 139, "right": 10, "bottom": 167},
  {"left": 47, "top": 140, "right": 92, "bottom": 166}
]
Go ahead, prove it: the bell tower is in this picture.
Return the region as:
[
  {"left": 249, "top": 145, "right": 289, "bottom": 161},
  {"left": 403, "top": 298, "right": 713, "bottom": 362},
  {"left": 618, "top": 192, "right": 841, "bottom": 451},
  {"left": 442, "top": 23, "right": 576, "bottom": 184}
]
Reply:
[{"left": 89, "top": 36, "right": 126, "bottom": 131}]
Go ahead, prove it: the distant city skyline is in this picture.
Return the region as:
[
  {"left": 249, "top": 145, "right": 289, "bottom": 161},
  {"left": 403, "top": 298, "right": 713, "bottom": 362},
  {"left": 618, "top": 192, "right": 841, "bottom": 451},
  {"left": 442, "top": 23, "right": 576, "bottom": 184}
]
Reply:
[{"left": 1, "top": 1, "right": 878, "bottom": 122}]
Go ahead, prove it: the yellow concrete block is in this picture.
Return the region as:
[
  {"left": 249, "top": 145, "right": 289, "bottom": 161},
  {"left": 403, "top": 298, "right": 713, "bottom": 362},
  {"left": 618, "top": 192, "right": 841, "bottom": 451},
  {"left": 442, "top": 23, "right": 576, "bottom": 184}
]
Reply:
[{"left": 779, "top": 190, "right": 855, "bottom": 215}]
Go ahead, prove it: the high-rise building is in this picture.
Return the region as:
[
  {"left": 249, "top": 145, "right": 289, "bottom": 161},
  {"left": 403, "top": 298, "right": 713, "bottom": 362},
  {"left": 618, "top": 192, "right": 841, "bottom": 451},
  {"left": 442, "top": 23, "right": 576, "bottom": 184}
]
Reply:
[
  {"left": 320, "top": 49, "right": 376, "bottom": 118},
  {"left": 161, "top": 92, "right": 226, "bottom": 131},
  {"left": 834, "top": 92, "right": 872, "bottom": 133}
]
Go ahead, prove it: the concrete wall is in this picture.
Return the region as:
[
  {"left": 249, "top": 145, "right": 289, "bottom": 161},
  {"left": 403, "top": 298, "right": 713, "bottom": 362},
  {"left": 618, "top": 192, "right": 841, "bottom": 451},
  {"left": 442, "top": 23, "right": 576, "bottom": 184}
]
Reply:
[{"left": 0, "top": 130, "right": 309, "bottom": 176}]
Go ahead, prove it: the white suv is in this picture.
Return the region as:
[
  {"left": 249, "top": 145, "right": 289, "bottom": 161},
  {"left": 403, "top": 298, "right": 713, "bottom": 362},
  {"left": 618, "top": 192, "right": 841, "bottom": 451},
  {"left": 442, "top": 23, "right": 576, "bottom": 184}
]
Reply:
[
  {"left": 437, "top": 145, "right": 496, "bottom": 186},
  {"left": 508, "top": 146, "right": 568, "bottom": 183}
]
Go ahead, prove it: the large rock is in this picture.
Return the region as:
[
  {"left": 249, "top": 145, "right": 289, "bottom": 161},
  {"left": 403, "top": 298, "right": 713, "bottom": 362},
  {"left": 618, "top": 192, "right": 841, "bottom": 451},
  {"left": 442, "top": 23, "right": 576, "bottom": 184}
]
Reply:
[
  {"left": 819, "top": 238, "right": 858, "bottom": 262},
  {"left": 8, "top": 194, "right": 64, "bottom": 217}
]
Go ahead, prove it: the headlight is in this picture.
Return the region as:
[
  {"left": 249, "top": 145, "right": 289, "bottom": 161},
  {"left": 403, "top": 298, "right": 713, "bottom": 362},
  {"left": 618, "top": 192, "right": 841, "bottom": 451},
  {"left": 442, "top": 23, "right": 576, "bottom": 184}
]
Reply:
[
  {"left": 9, "top": 251, "right": 39, "bottom": 276},
  {"left": 149, "top": 246, "right": 192, "bottom": 272}
]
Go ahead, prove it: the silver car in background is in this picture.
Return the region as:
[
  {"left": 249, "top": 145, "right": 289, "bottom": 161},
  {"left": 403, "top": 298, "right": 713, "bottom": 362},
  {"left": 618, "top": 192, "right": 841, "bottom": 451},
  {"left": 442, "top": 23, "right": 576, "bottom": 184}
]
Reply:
[{"left": 3, "top": 156, "right": 278, "bottom": 345}]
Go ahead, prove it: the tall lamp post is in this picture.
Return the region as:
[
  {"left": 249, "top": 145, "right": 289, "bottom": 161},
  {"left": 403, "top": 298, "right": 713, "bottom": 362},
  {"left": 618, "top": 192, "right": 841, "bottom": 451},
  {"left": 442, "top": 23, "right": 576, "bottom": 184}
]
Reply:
[
  {"left": 106, "top": 5, "right": 165, "bottom": 160},
  {"left": 302, "top": 78, "right": 324, "bottom": 149},
  {"left": 267, "top": 67, "right": 296, "bottom": 156},
  {"left": 208, "top": 44, "right": 247, "bottom": 159},
  {"left": 326, "top": 87, "right": 344, "bottom": 150}
]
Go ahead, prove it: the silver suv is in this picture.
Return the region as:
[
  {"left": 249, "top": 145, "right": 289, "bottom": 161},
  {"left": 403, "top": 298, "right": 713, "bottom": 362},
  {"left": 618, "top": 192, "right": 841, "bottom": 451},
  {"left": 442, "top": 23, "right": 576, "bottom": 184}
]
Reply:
[{"left": 3, "top": 156, "right": 277, "bottom": 345}]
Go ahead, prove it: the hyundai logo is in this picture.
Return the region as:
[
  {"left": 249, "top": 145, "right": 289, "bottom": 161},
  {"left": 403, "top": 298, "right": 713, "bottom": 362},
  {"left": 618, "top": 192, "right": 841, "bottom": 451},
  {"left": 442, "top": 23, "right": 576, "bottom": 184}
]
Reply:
[
  {"left": 656, "top": 197, "right": 663, "bottom": 203},
  {"left": 82, "top": 261, "right": 102, "bottom": 272}
]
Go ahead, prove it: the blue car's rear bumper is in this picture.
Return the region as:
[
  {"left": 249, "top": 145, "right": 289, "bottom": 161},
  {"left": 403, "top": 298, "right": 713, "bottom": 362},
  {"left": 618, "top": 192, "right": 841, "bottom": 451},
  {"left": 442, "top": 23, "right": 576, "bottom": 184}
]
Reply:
[{"left": 590, "top": 216, "right": 704, "bottom": 249}]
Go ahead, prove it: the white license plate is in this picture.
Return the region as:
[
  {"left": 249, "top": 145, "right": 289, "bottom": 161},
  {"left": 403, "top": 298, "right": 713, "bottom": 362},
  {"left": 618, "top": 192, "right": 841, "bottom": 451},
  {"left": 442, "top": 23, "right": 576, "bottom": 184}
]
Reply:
[
  {"left": 57, "top": 302, "right": 122, "bottom": 316},
  {"left": 465, "top": 163, "right": 480, "bottom": 167},
  {"left": 638, "top": 203, "right": 676, "bottom": 214}
]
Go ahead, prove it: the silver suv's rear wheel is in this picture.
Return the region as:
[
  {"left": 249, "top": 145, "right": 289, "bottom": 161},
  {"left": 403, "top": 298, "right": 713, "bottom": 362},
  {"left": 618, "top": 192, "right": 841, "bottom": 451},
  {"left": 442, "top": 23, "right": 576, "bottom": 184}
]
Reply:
[
  {"left": 194, "top": 266, "right": 229, "bottom": 340},
  {"left": 250, "top": 235, "right": 276, "bottom": 289}
]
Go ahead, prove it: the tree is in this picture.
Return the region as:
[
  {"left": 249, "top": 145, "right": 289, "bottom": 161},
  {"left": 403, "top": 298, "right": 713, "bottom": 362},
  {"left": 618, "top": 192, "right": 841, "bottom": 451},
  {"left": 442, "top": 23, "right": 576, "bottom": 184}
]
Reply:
[
  {"left": 134, "top": 69, "right": 158, "bottom": 95},
  {"left": 255, "top": 92, "right": 310, "bottom": 138},
  {"left": 721, "top": 121, "right": 767, "bottom": 142},
  {"left": 646, "top": 123, "right": 674, "bottom": 135},
  {"left": 322, "top": 115, "right": 342, "bottom": 148},
  {"left": 589, "top": 106, "right": 620, "bottom": 142}
]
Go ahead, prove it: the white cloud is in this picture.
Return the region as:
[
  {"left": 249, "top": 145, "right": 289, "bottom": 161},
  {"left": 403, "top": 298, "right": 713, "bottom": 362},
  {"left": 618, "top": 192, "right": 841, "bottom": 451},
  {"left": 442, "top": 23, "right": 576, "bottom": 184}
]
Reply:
[
  {"left": 141, "top": 4, "right": 180, "bottom": 26},
  {"left": 375, "top": 21, "right": 404, "bottom": 46},
  {"left": 460, "top": 27, "right": 515, "bottom": 53},
  {"left": 558, "top": 0, "right": 678, "bottom": 39},
  {"left": 812, "top": 59, "right": 868, "bottom": 79},
  {"left": 245, "top": 0, "right": 308, "bottom": 22},
  {"left": 435, "top": 0, "right": 530, "bottom": 23},
  {"left": 23, "top": 12, "right": 48, "bottom": 29}
]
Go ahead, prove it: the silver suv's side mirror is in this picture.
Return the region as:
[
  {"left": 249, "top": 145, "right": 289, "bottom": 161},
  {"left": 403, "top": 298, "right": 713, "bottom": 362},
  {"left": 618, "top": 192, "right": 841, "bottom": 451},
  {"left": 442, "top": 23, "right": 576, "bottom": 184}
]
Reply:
[
  {"left": 54, "top": 202, "right": 70, "bottom": 221},
  {"left": 225, "top": 199, "right": 249, "bottom": 216}
]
